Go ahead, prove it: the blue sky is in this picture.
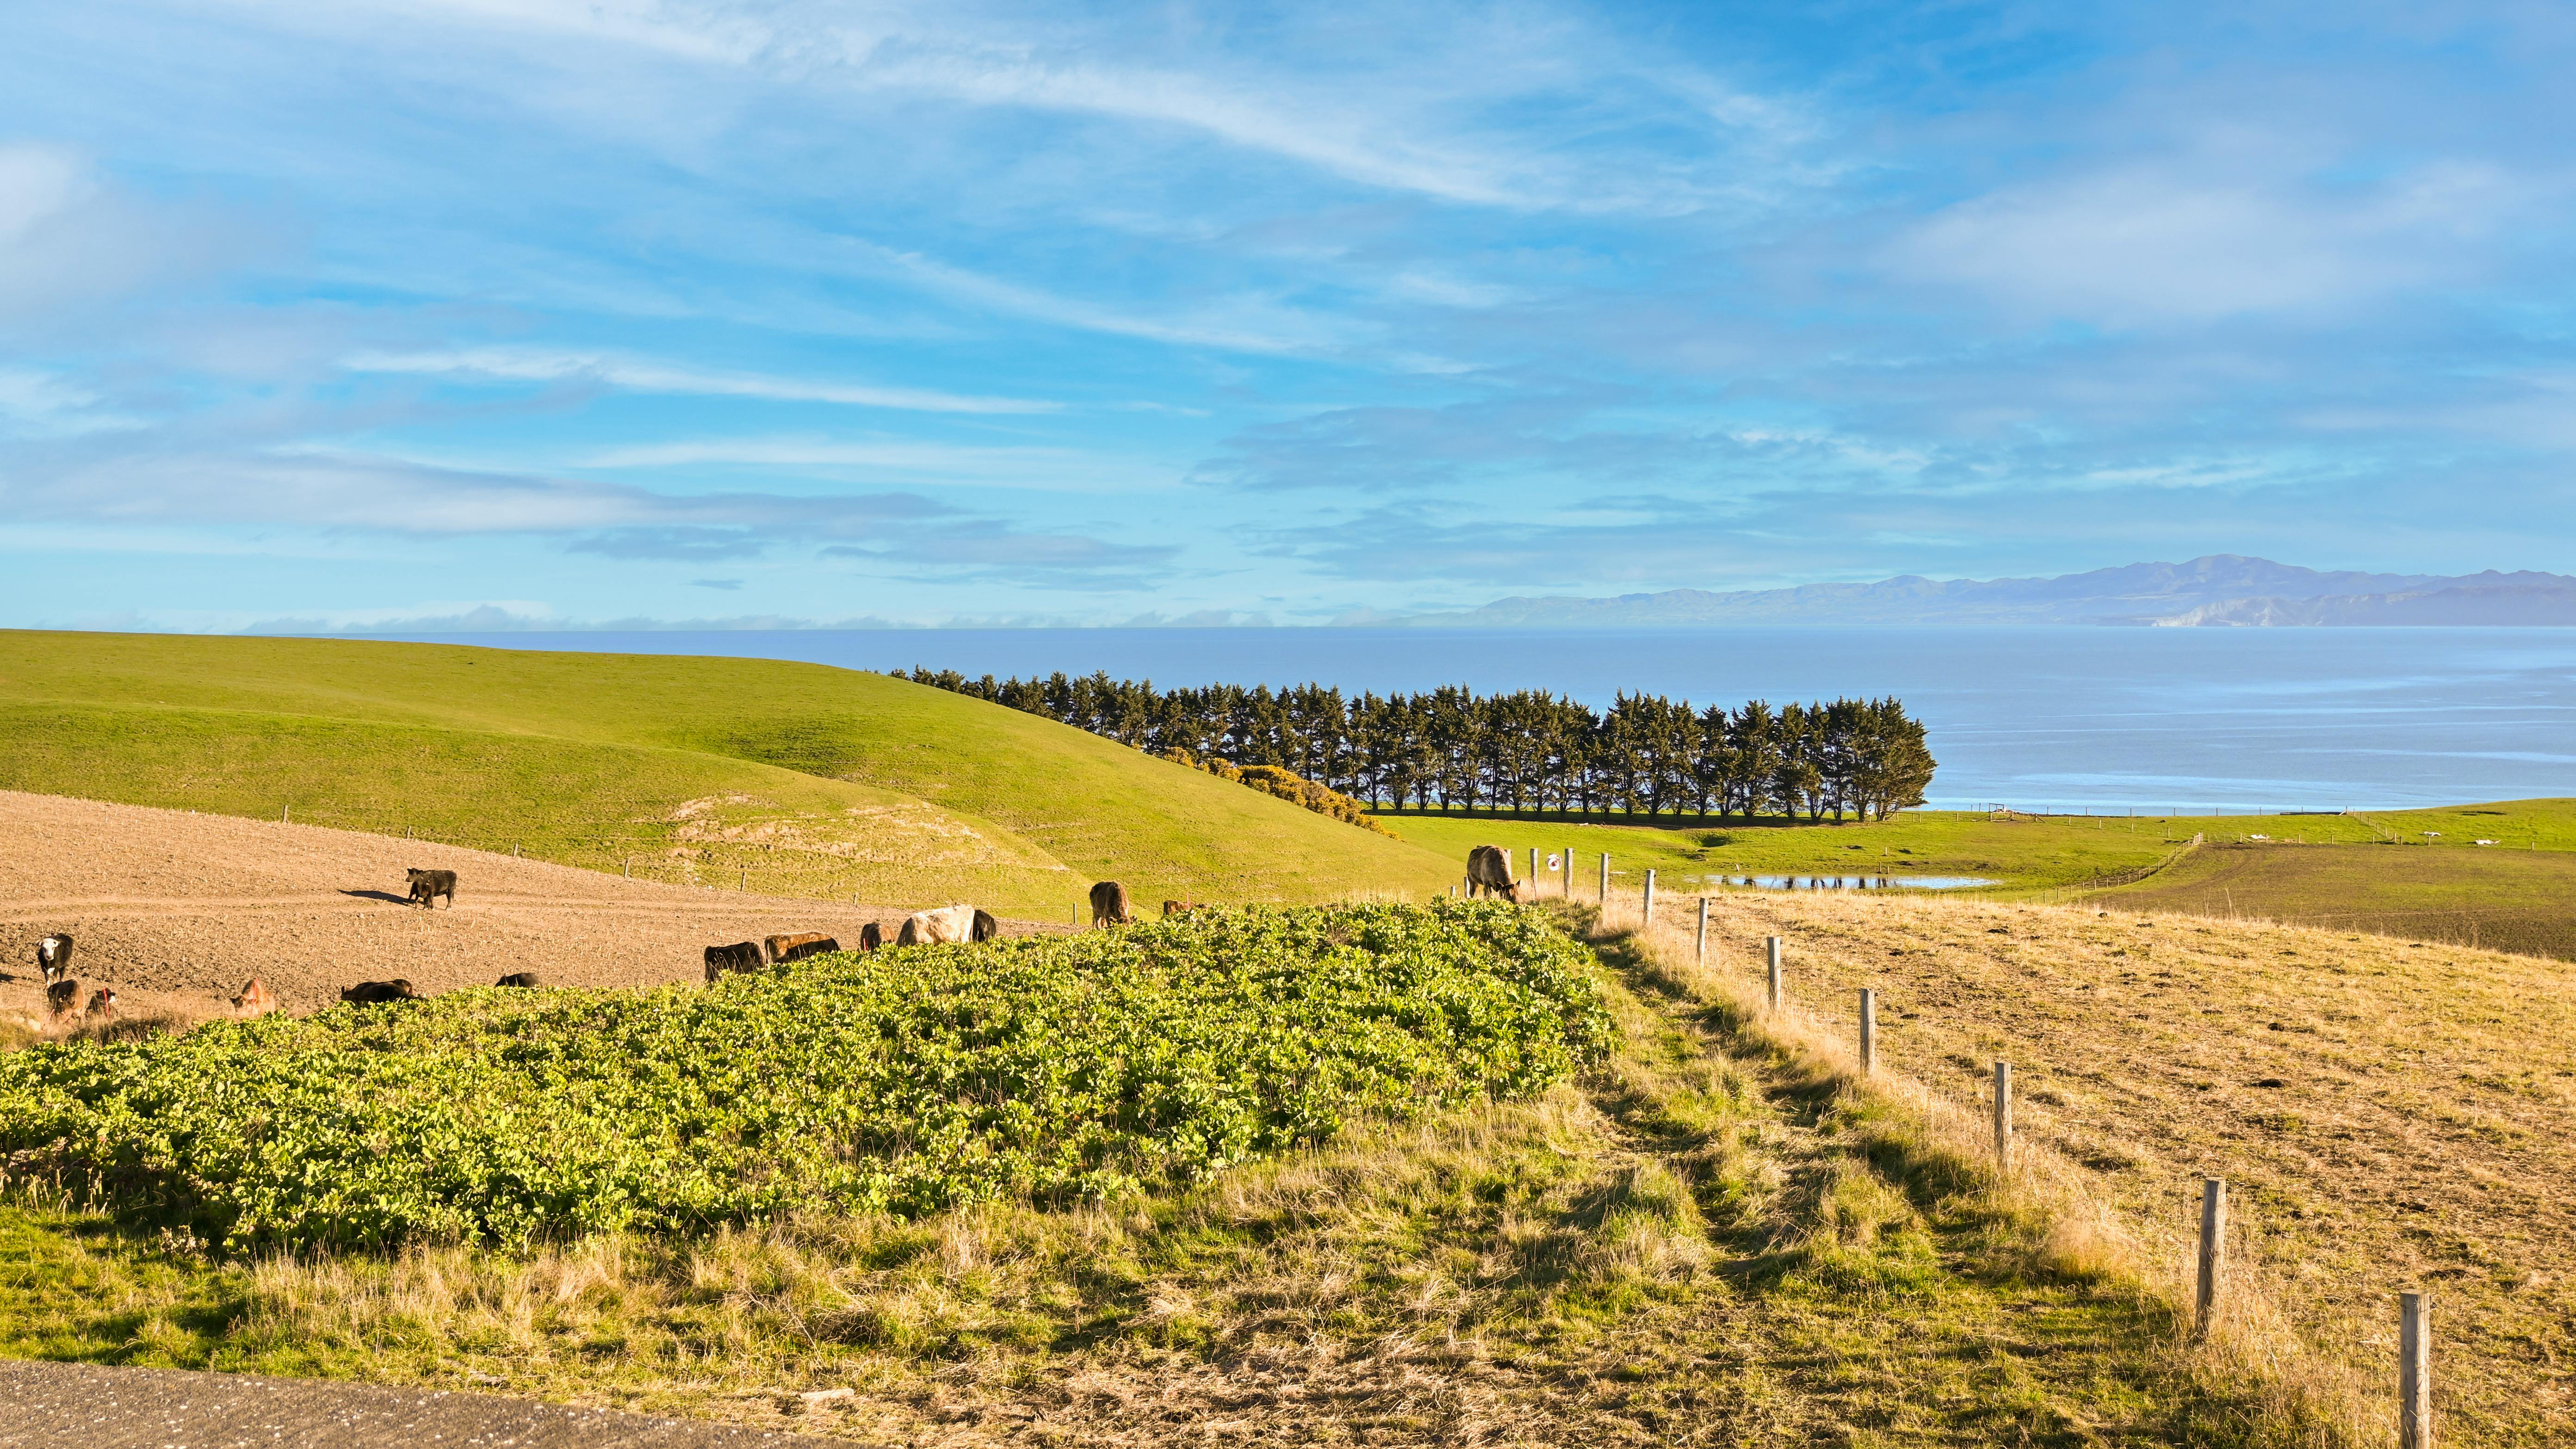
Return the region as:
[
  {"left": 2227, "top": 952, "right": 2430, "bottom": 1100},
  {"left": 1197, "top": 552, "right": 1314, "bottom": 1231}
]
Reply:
[{"left": 3, "top": 0, "right": 2571, "bottom": 629}]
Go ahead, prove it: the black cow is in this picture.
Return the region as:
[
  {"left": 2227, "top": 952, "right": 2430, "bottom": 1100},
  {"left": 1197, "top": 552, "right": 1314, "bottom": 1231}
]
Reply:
[
  {"left": 703, "top": 941, "right": 766, "bottom": 983},
  {"left": 971, "top": 908, "right": 999, "bottom": 943},
  {"left": 495, "top": 972, "right": 542, "bottom": 988},
  {"left": 36, "top": 934, "right": 73, "bottom": 984},
  {"left": 341, "top": 979, "right": 420, "bottom": 1004},
  {"left": 857, "top": 922, "right": 884, "bottom": 952},
  {"left": 406, "top": 868, "right": 458, "bottom": 910}
]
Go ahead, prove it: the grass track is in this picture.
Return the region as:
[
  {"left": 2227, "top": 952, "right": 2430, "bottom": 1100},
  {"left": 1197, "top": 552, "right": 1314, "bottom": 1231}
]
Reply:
[{"left": 0, "top": 631, "right": 1459, "bottom": 914}]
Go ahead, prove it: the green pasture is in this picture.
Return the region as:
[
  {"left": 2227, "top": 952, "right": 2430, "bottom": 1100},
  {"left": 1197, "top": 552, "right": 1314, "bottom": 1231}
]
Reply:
[
  {"left": 1385, "top": 798, "right": 2576, "bottom": 907},
  {"left": 2084, "top": 840, "right": 2576, "bottom": 960},
  {"left": 0, "top": 631, "right": 1459, "bottom": 915}
]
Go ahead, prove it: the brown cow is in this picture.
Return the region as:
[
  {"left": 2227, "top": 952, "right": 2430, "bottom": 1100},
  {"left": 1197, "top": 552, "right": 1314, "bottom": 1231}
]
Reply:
[
  {"left": 1465, "top": 845, "right": 1520, "bottom": 902},
  {"left": 46, "top": 979, "right": 80, "bottom": 1016},
  {"left": 232, "top": 978, "right": 278, "bottom": 1016},
  {"left": 1089, "top": 880, "right": 1133, "bottom": 929},
  {"left": 495, "top": 972, "right": 542, "bottom": 988},
  {"left": 704, "top": 941, "right": 766, "bottom": 983},
  {"left": 763, "top": 932, "right": 839, "bottom": 964},
  {"left": 406, "top": 868, "right": 458, "bottom": 910},
  {"left": 341, "top": 979, "right": 420, "bottom": 1005},
  {"left": 1162, "top": 899, "right": 1200, "bottom": 917},
  {"left": 84, "top": 987, "right": 117, "bottom": 1021}
]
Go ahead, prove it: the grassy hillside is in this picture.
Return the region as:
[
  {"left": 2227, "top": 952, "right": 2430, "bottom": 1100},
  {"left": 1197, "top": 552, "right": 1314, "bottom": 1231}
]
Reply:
[
  {"left": 0, "top": 631, "right": 1459, "bottom": 914},
  {"left": 0, "top": 904, "right": 2326, "bottom": 1443}
]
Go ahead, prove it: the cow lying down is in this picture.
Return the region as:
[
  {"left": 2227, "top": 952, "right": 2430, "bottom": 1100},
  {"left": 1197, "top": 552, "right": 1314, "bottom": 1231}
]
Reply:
[{"left": 341, "top": 979, "right": 420, "bottom": 1004}]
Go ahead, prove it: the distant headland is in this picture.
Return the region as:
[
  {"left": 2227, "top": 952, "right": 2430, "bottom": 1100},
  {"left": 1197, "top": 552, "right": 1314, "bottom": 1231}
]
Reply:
[{"left": 1382, "top": 556, "right": 2576, "bottom": 628}]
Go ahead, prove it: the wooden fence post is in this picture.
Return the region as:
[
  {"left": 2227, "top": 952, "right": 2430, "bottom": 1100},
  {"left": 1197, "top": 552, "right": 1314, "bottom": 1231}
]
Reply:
[
  {"left": 1695, "top": 897, "right": 1709, "bottom": 962},
  {"left": 624, "top": 857, "right": 631, "bottom": 879},
  {"left": 1530, "top": 847, "right": 1540, "bottom": 892},
  {"left": 740, "top": 867, "right": 747, "bottom": 892},
  {"left": 1993, "top": 1062, "right": 2013, "bottom": 1164},
  {"left": 1643, "top": 869, "right": 1656, "bottom": 925},
  {"left": 2196, "top": 1178, "right": 2227, "bottom": 1340},
  {"left": 1765, "top": 936, "right": 1783, "bottom": 1011},
  {"left": 1562, "top": 847, "right": 1572, "bottom": 897},
  {"left": 1598, "top": 853, "right": 1610, "bottom": 910},
  {"left": 2401, "top": 1291, "right": 2432, "bottom": 1449},
  {"left": 1859, "top": 988, "right": 1876, "bottom": 1073}
]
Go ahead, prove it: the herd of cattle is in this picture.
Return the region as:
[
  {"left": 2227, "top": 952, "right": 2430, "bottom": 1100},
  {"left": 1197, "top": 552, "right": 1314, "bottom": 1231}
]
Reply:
[{"left": 25, "top": 852, "right": 1517, "bottom": 1026}]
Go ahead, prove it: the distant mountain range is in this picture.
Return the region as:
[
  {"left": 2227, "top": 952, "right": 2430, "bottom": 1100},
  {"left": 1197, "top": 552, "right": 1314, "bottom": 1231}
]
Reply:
[{"left": 1389, "top": 557, "right": 2576, "bottom": 628}]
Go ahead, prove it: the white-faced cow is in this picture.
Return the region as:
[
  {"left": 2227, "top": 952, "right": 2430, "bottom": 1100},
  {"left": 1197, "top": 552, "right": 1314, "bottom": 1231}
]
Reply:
[
  {"left": 36, "top": 934, "right": 73, "bottom": 985},
  {"left": 1089, "top": 881, "right": 1132, "bottom": 929},
  {"left": 1466, "top": 845, "right": 1520, "bottom": 902},
  {"left": 406, "top": 868, "right": 458, "bottom": 910},
  {"left": 897, "top": 905, "right": 999, "bottom": 946}
]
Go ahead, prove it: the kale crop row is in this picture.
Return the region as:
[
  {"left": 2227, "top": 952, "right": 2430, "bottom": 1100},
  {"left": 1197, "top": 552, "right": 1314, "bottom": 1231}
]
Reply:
[{"left": 0, "top": 901, "right": 1609, "bottom": 1251}]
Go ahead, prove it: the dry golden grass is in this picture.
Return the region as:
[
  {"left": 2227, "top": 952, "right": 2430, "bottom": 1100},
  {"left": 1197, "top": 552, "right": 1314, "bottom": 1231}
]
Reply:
[{"left": 1623, "top": 886, "right": 2576, "bottom": 1446}]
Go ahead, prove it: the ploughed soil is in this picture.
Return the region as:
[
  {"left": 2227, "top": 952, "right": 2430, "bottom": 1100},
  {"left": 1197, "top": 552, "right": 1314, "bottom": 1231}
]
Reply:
[{"left": 0, "top": 789, "right": 1055, "bottom": 1027}]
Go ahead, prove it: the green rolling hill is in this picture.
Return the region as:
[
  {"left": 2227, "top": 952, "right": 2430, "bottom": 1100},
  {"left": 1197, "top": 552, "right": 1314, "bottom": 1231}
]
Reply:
[{"left": 0, "top": 631, "right": 1461, "bottom": 916}]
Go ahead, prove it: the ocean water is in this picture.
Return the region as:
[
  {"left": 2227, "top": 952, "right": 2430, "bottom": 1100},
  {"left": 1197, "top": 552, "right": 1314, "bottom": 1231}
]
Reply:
[{"left": 376, "top": 627, "right": 2576, "bottom": 813}]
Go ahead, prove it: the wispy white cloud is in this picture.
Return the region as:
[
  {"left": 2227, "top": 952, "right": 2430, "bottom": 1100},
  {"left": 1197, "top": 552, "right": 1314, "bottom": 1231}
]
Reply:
[
  {"left": 342, "top": 346, "right": 1059, "bottom": 413},
  {"left": 580, "top": 434, "right": 1178, "bottom": 492}
]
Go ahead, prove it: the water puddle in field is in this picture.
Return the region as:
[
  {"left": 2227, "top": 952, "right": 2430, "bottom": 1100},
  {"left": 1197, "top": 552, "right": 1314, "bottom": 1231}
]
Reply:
[{"left": 1704, "top": 874, "right": 1997, "bottom": 891}]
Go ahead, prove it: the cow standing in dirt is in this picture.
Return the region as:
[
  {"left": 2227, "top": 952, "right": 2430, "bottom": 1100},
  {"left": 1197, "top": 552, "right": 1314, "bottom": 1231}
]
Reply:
[
  {"left": 232, "top": 978, "right": 278, "bottom": 1016},
  {"left": 36, "top": 934, "right": 73, "bottom": 984},
  {"left": 406, "top": 868, "right": 458, "bottom": 910},
  {"left": 1465, "top": 845, "right": 1520, "bottom": 902},
  {"left": 764, "top": 932, "right": 839, "bottom": 964}
]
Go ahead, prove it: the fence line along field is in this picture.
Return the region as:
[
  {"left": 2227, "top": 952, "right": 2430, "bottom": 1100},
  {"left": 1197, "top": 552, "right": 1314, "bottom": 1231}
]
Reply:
[
  {"left": 0, "top": 791, "right": 1020, "bottom": 1029},
  {"left": 1611, "top": 883, "right": 2576, "bottom": 1444}
]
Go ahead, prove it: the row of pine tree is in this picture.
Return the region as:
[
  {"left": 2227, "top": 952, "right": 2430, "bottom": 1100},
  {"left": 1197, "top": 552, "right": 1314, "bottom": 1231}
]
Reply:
[{"left": 897, "top": 669, "right": 1938, "bottom": 824}]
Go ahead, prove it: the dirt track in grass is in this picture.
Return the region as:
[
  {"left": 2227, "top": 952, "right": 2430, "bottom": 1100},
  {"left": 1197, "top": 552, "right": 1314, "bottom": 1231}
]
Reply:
[{"left": 0, "top": 790, "right": 1060, "bottom": 1026}]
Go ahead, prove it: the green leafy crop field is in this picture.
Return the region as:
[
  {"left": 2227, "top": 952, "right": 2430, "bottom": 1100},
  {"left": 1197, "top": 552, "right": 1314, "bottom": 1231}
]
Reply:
[
  {"left": 0, "top": 631, "right": 1462, "bottom": 914},
  {"left": 0, "top": 903, "right": 1607, "bottom": 1251}
]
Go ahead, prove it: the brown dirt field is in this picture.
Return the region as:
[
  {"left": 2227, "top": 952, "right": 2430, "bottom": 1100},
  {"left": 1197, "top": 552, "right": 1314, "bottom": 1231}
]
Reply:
[
  {"left": 0, "top": 790, "right": 1059, "bottom": 1028},
  {"left": 1627, "top": 886, "right": 2576, "bottom": 1445}
]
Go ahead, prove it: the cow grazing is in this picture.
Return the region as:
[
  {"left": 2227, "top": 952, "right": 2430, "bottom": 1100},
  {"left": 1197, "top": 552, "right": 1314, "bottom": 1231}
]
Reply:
[
  {"left": 341, "top": 979, "right": 420, "bottom": 1005},
  {"left": 764, "top": 932, "right": 839, "bottom": 964},
  {"left": 857, "top": 922, "right": 884, "bottom": 952},
  {"left": 45, "top": 979, "right": 80, "bottom": 1016},
  {"left": 1089, "top": 880, "right": 1133, "bottom": 929},
  {"left": 84, "top": 987, "right": 117, "bottom": 1021},
  {"left": 898, "top": 904, "right": 983, "bottom": 946},
  {"left": 972, "top": 908, "right": 999, "bottom": 942},
  {"left": 35, "top": 934, "right": 73, "bottom": 985},
  {"left": 1466, "top": 845, "right": 1520, "bottom": 903},
  {"left": 704, "top": 941, "right": 766, "bottom": 983},
  {"left": 495, "top": 972, "right": 542, "bottom": 988},
  {"left": 406, "top": 868, "right": 458, "bottom": 910},
  {"left": 1162, "top": 899, "right": 1200, "bottom": 918},
  {"left": 232, "top": 978, "right": 278, "bottom": 1016}
]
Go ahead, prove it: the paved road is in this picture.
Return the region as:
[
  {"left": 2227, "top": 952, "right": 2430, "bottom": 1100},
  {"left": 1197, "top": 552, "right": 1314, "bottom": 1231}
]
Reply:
[{"left": 0, "top": 1360, "right": 809, "bottom": 1448}]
